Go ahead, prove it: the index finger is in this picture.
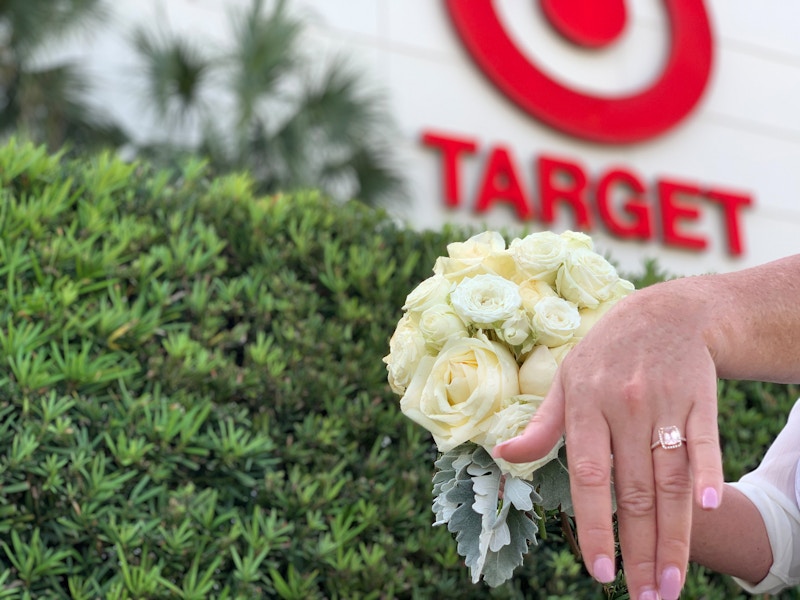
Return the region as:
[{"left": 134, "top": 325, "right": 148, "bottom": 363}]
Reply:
[{"left": 492, "top": 376, "right": 566, "bottom": 463}]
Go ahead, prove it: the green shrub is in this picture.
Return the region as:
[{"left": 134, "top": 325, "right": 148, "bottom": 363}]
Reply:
[{"left": 0, "top": 138, "right": 795, "bottom": 599}]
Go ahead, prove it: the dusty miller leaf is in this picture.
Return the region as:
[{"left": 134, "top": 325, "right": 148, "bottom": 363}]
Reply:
[
  {"left": 432, "top": 444, "right": 543, "bottom": 587},
  {"left": 470, "top": 446, "right": 496, "bottom": 469},
  {"left": 530, "top": 445, "right": 617, "bottom": 516},
  {"left": 531, "top": 445, "right": 574, "bottom": 515},
  {"left": 432, "top": 444, "right": 477, "bottom": 525},
  {"left": 446, "top": 477, "right": 486, "bottom": 582},
  {"left": 481, "top": 506, "right": 539, "bottom": 587}
]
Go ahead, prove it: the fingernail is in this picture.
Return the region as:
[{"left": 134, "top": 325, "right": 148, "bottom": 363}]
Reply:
[
  {"left": 491, "top": 443, "right": 507, "bottom": 458},
  {"left": 702, "top": 486, "right": 719, "bottom": 510},
  {"left": 639, "top": 589, "right": 659, "bottom": 600},
  {"left": 659, "top": 566, "right": 682, "bottom": 600},
  {"left": 592, "top": 555, "right": 615, "bottom": 583}
]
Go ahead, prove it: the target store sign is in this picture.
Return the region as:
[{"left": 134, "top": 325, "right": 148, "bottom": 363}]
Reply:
[{"left": 423, "top": 1, "right": 753, "bottom": 255}]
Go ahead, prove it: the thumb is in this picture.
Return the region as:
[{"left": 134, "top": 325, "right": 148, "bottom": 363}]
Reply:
[{"left": 493, "top": 378, "right": 566, "bottom": 463}]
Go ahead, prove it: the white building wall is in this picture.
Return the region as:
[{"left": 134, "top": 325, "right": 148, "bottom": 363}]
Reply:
[{"left": 69, "top": 1, "right": 800, "bottom": 277}]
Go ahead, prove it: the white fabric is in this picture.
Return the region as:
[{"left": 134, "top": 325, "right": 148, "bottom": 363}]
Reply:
[{"left": 729, "top": 399, "right": 800, "bottom": 594}]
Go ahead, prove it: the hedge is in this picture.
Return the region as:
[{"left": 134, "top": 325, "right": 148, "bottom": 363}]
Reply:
[{"left": 0, "top": 138, "right": 796, "bottom": 599}]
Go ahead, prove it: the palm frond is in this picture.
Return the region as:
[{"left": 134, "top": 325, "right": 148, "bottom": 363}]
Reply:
[
  {"left": 227, "top": 0, "right": 301, "bottom": 130},
  {"left": 11, "top": 62, "right": 122, "bottom": 150},
  {"left": 130, "top": 0, "right": 406, "bottom": 206},
  {"left": 293, "top": 58, "right": 403, "bottom": 205},
  {"left": 256, "top": 108, "right": 310, "bottom": 189},
  {"left": 317, "top": 143, "right": 406, "bottom": 207},
  {"left": 1, "top": 0, "right": 107, "bottom": 59},
  {"left": 300, "top": 58, "right": 384, "bottom": 146},
  {"left": 132, "top": 26, "right": 212, "bottom": 128},
  {"left": 348, "top": 145, "right": 406, "bottom": 207}
]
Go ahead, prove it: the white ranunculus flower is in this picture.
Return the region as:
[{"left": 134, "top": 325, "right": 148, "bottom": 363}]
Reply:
[
  {"left": 556, "top": 247, "right": 623, "bottom": 309},
  {"left": 482, "top": 395, "right": 564, "bottom": 479},
  {"left": 450, "top": 274, "right": 522, "bottom": 327},
  {"left": 508, "top": 231, "right": 566, "bottom": 284},
  {"left": 383, "top": 313, "right": 428, "bottom": 394},
  {"left": 433, "top": 231, "right": 518, "bottom": 283},
  {"left": 532, "top": 296, "right": 580, "bottom": 347},
  {"left": 403, "top": 274, "right": 452, "bottom": 314},
  {"left": 418, "top": 303, "right": 469, "bottom": 352},
  {"left": 400, "top": 334, "right": 520, "bottom": 452}
]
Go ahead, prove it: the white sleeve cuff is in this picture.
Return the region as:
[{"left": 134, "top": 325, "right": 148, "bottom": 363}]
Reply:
[{"left": 728, "top": 477, "right": 800, "bottom": 594}]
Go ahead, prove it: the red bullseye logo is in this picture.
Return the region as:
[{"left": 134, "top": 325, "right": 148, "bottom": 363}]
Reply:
[{"left": 445, "top": 0, "right": 713, "bottom": 144}]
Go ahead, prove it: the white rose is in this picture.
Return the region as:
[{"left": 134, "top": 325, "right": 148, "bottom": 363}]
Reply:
[
  {"left": 518, "top": 343, "right": 573, "bottom": 395},
  {"left": 550, "top": 343, "right": 573, "bottom": 362},
  {"left": 518, "top": 279, "right": 557, "bottom": 314},
  {"left": 384, "top": 313, "right": 428, "bottom": 395},
  {"left": 418, "top": 303, "right": 469, "bottom": 352},
  {"left": 611, "top": 277, "right": 636, "bottom": 300},
  {"left": 447, "top": 230, "right": 506, "bottom": 259},
  {"left": 519, "top": 345, "right": 556, "bottom": 396},
  {"left": 403, "top": 274, "right": 452, "bottom": 313},
  {"left": 532, "top": 296, "right": 580, "bottom": 347},
  {"left": 482, "top": 395, "right": 564, "bottom": 479},
  {"left": 400, "top": 334, "right": 520, "bottom": 452},
  {"left": 433, "top": 231, "right": 518, "bottom": 283},
  {"left": 574, "top": 302, "right": 615, "bottom": 340},
  {"left": 508, "top": 231, "right": 566, "bottom": 284},
  {"left": 498, "top": 309, "right": 533, "bottom": 348},
  {"left": 560, "top": 230, "right": 594, "bottom": 250},
  {"left": 450, "top": 274, "right": 522, "bottom": 327},
  {"left": 556, "top": 247, "right": 623, "bottom": 309}
]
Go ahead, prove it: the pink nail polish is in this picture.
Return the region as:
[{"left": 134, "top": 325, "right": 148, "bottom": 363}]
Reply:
[
  {"left": 660, "top": 566, "right": 682, "bottom": 600},
  {"left": 701, "top": 486, "right": 719, "bottom": 510},
  {"left": 592, "top": 556, "right": 615, "bottom": 583},
  {"left": 639, "top": 589, "right": 659, "bottom": 600}
]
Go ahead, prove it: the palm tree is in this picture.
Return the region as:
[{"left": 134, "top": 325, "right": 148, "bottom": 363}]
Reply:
[
  {"left": 132, "top": 0, "right": 404, "bottom": 207},
  {"left": 0, "top": 0, "right": 125, "bottom": 150}
]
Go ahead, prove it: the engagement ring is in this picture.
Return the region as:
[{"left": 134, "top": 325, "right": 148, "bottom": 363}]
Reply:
[{"left": 651, "top": 425, "right": 686, "bottom": 450}]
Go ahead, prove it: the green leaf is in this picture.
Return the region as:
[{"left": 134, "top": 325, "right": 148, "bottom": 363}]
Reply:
[{"left": 532, "top": 446, "right": 574, "bottom": 515}]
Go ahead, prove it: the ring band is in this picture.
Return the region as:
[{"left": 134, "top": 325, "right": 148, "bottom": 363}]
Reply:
[{"left": 651, "top": 425, "right": 686, "bottom": 450}]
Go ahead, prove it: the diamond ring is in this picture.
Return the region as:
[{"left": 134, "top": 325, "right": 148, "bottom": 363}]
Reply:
[{"left": 651, "top": 425, "right": 686, "bottom": 450}]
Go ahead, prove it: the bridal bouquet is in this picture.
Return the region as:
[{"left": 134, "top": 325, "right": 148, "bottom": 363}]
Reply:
[{"left": 383, "top": 230, "right": 633, "bottom": 586}]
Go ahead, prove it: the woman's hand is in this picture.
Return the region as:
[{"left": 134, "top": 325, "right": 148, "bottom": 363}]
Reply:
[{"left": 494, "top": 280, "right": 724, "bottom": 600}]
